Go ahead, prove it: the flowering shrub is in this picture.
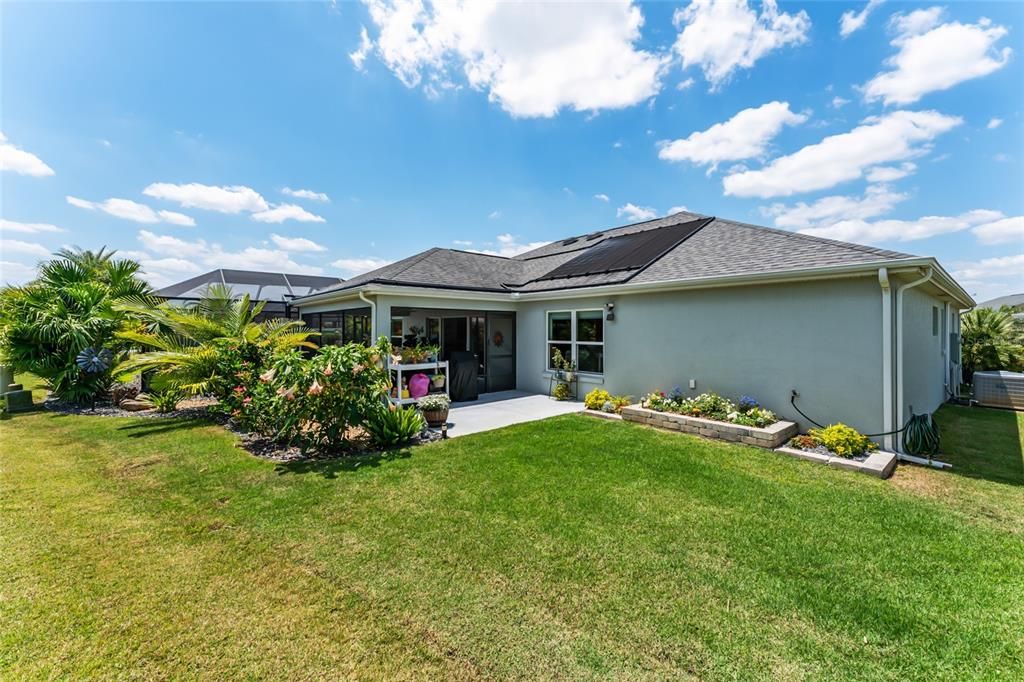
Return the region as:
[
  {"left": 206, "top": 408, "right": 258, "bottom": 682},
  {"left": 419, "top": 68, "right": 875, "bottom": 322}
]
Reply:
[
  {"left": 584, "top": 388, "right": 631, "bottom": 413},
  {"left": 803, "top": 423, "right": 878, "bottom": 458},
  {"left": 643, "top": 390, "right": 778, "bottom": 428},
  {"left": 232, "top": 338, "right": 393, "bottom": 451}
]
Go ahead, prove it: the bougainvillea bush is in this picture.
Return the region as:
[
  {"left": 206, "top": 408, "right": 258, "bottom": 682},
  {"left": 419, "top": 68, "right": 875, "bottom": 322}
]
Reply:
[
  {"left": 643, "top": 389, "right": 778, "bottom": 428},
  {"left": 232, "top": 338, "right": 394, "bottom": 451}
]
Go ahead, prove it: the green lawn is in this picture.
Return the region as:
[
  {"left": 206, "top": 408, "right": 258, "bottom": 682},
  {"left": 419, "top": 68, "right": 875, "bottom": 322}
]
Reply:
[{"left": 2, "top": 406, "right": 1022, "bottom": 680}]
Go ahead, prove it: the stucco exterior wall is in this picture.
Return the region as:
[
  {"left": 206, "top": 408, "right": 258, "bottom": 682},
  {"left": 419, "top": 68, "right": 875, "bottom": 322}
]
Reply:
[
  {"left": 516, "top": 277, "right": 886, "bottom": 434},
  {"left": 899, "top": 285, "right": 949, "bottom": 422}
]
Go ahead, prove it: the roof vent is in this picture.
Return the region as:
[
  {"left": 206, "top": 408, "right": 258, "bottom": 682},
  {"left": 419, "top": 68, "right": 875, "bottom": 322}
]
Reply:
[{"left": 561, "top": 237, "right": 579, "bottom": 246}]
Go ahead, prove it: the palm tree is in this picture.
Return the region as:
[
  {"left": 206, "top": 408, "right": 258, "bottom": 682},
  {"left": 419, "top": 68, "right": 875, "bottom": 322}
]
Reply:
[
  {"left": 0, "top": 247, "right": 154, "bottom": 402},
  {"left": 961, "top": 306, "right": 1024, "bottom": 381},
  {"left": 114, "top": 285, "right": 316, "bottom": 396}
]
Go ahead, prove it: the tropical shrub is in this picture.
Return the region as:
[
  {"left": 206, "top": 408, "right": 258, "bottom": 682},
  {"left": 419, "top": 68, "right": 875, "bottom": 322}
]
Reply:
[
  {"left": 234, "top": 339, "right": 393, "bottom": 451},
  {"left": 365, "top": 405, "right": 425, "bottom": 448},
  {"left": 807, "top": 423, "right": 877, "bottom": 458},
  {"left": 961, "top": 306, "right": 1024, "bottom": 381},
  {"left": 0, "top": 248, "right": 153, "bottom": 403},
  {"left": 145, "top": 388, "right": 184, "bottom": 413},
  {"left": 114, "top": 284, "right": 315, "bottom": 398}
]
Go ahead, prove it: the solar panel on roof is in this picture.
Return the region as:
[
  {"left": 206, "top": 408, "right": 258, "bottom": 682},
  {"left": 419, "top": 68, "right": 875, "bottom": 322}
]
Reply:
[{"left": 535, "top": 218, "right": 709, "bottom": 281}]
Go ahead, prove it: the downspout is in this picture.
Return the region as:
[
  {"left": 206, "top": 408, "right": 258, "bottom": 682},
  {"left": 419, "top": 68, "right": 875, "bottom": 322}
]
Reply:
[
  {"left": 878, "top": 268, "right": 894, "bottom": 451},
  {"left": 358, "top": 290, "right": 377, "bottom": 341},
  {"left": 895, "top": 266, "right": 934, "bottom": 452}
]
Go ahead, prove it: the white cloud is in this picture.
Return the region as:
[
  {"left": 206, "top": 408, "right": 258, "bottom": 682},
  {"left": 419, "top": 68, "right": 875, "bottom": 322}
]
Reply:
[
  {"left": 862, "top": 10, "right": 1012, "bottom": 105},
  {"left": 673, "top": 0, "right": 810, "bottom": 89},
  {"left": 0, "top": 239, "right": 51, "bottom": 258},
  {"left": 616, "top": 203, "right": 658, "bottom": 222},
  {"left": 831, "top": 96, "right": 850, "bottom": 109},
  {"left": 251, "top": 204, "right": 326, "bottom": 224},
  {"left": 469, "top": 233, "right": 550, "bottom": 257},
  {"left": 269, "top": 234, "right": 327, "bottom": 252},
  {"left": 865, "top": 162, "right": 917, "bottom": 183},
  {"left": 723, "top": 110, "right": 962, "bottom": 198},
  {"left": 350, "top": 25, "right": 373, "bottom": 70},
  {"left": 356, "top": 0, "right": 666, "bottom": 117},
  {"left": 763, "top": 184, "right": 908, "bottom": 230},
  {"left": 667, "top": 205, "right": 690, "bottom": 215},
  {"left": 676, "top": 77, "right": 695, "bottom": 91},
  {"left": 658, "top": 101, "right": 806, "bottom": 170},
  {"left": 452, "top": 239, "right": 473, "bottom": 247},
  {"left": 143, "top": 182, "right": 269, "bottom": 213},
  {"left": 488, "top": 210, "right": 502, "bottom": 220},
  {"left": 0, "top": 132, "right": 55, "bottom": 177},
  {"left": 136, "top": 230, "right": 325, "bottom": 285},
  {"left": 331, "top": 256, "right": 392, "bottom": 276},
  {"left": 0, "top": 260, "right": 37, "bottom": 285},
  {"left": 282, "top": 187, "right": 330, "bottom": 202},
  {"left": 0, "top": 219, "right": 65, "bottom": 234},
  {"left": 952, "top": 253, "right": 1024, "bottom": 300},
  {"left": 839, "top": 0, "right": 885, "bottom": 38},
  {"left": 987, "top": 117, "right": 1003, "bottom": 129},
  {"left": 594, "top": 193, "right": 610, "bottom": 202},
  {"left": 972, "top": 216, "right": 1024, "bottom": 245},
  {"left": 798, "top": 208, "right": 1006, "bottom": 244},
  {"left": 65, "top": 195, "right": 196, "bottom": 226}
]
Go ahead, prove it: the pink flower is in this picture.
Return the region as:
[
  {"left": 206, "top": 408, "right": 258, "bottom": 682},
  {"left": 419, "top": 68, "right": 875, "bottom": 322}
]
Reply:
[
  {"left": 233, "top": 386, "right": 246, "bottom": 394},
  {"left": 242, "top": 397, "right": 252, "bottom": 405},
  {"left": 308, "top": 379, "right": 323, "bottom": 396},
  {"left": 276, "top": 386, "right": 296, "bottom": 401},
  {"left": 259, "top": 368, "right": 276, "bottom": 383},
  {"left": 352, "top": 363, "right": 364, "bottom": 375},
  {"left": 323, "top": 363, "right": 333, "bottom": 376}
]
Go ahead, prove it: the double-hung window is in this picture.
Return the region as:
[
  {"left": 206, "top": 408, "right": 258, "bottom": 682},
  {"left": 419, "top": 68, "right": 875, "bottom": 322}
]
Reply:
[{"left": 547, "top": 309, "right": 604, "bottom": 375}]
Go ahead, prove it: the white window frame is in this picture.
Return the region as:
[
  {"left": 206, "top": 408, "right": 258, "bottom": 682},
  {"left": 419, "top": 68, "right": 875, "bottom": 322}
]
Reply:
[{"left": 546, "top": 309, "right": 604, "bottom": 375}]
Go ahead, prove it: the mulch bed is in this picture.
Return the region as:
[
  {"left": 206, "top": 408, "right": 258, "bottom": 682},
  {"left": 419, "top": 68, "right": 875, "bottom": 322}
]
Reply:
[{"left": 43, "top": 396, "right": 442, "bottom": 463}]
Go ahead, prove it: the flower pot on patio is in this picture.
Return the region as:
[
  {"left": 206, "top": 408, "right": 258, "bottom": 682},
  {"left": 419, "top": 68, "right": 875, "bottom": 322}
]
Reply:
[{"left": 421, "top": 407, "right": 449, "bottom": 427}]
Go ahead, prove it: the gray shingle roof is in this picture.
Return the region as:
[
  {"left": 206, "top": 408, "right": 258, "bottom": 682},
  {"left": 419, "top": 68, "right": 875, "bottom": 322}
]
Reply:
[{"left": 305, "top": 212, "right": 917, "bottom": 299}]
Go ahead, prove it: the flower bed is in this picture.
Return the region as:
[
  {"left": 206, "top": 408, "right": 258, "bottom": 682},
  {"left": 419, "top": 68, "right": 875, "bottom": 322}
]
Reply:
[
  {"left": 620, "top": 404, "right": 797, "bottom": 448},
  {"left": 643, "top": 390, "right": 779, "bottom": 428}
]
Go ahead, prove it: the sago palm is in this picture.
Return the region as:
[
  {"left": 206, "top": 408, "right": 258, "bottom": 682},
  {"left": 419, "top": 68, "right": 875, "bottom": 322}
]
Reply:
[{"left": 114, "top": 285, "right": 316, "bottom": 396}]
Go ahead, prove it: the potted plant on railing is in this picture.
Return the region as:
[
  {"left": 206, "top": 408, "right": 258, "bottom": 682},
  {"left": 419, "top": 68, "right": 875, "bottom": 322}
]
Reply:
[
  {"left": 430, "top": 373, "right": 446, "bottom": 389},
  {"left": 417, "top": 393, "right": 451, "bottom": 427}
]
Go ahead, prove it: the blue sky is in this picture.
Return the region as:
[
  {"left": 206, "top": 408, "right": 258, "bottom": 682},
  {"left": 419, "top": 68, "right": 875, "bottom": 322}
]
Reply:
[{"left": 1, "top": 1, "right": 1021, "bottom": 300}]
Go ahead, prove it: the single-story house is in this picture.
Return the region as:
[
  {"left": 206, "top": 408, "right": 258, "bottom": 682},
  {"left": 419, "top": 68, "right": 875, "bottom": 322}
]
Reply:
[
  {"left": 293, "top": 211, "right": 974, "bottom": 450},
  {"left": 156, "top": 268, "right": 344, "bottom": 322}
]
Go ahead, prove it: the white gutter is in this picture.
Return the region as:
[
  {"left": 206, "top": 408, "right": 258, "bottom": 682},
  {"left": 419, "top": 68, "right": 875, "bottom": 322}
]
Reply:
[
  {"left": 358, "top": 290, "right": 377, "bottom": 340},
  {"left": 878, "top": 268, "right": 894, "bottom": 451},
  {"left": 895, "top": 266, "right": 933, "bottom": 453}
]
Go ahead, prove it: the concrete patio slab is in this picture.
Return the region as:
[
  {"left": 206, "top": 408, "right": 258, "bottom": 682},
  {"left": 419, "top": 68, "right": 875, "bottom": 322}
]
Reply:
[{"left": 442, "top": 390, "right": 584, "bottom": 437}]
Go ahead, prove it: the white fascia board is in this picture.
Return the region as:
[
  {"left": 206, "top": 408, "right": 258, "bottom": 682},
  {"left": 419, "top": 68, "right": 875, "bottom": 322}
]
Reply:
[{"left": 294, "top": 257, "right": 975, "bottom": 309}]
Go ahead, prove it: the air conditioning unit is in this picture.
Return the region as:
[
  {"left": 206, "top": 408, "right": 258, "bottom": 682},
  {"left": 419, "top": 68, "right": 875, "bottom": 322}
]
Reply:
[{"left": 973, "top": 371, "right": 1024, "bottom": 410}]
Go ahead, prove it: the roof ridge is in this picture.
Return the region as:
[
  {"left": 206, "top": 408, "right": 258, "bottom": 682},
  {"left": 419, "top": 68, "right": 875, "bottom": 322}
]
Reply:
[
  {"left": 716, "top": 217, "right": 915, "bottom": 259},
  {"left": 443, "top": 248, "right": 513, "bottom": 260}
]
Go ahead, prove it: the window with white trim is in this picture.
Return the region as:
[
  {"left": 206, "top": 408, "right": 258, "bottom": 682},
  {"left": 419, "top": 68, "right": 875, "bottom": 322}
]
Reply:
[{"left": 547, "top": 309, "right": 604, "bottom": 374}]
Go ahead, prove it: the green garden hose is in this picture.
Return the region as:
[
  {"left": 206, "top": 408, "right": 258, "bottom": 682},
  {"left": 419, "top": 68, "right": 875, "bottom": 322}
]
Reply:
[{"left": 901, "top": 413, "right": 940, "bottom": 457}]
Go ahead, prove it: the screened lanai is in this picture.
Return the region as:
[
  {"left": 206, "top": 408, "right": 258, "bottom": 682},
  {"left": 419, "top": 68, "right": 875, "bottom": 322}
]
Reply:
[{"left": 156, "top": 269, "right": 343, "bottom": 321}]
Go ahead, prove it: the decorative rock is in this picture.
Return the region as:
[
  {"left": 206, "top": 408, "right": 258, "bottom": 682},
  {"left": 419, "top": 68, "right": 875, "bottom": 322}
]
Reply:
[{"left": 119, "top": 398, "right": 154, "bottom": 412}]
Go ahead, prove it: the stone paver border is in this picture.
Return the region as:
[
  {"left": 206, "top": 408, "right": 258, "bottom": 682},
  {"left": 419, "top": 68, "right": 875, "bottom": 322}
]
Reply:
[
  {"left": 619, "top": 404, "right": 797, "bottom": 449},
  {"left": 775, "top": 446, "right": 897, "bottom": 479}
]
